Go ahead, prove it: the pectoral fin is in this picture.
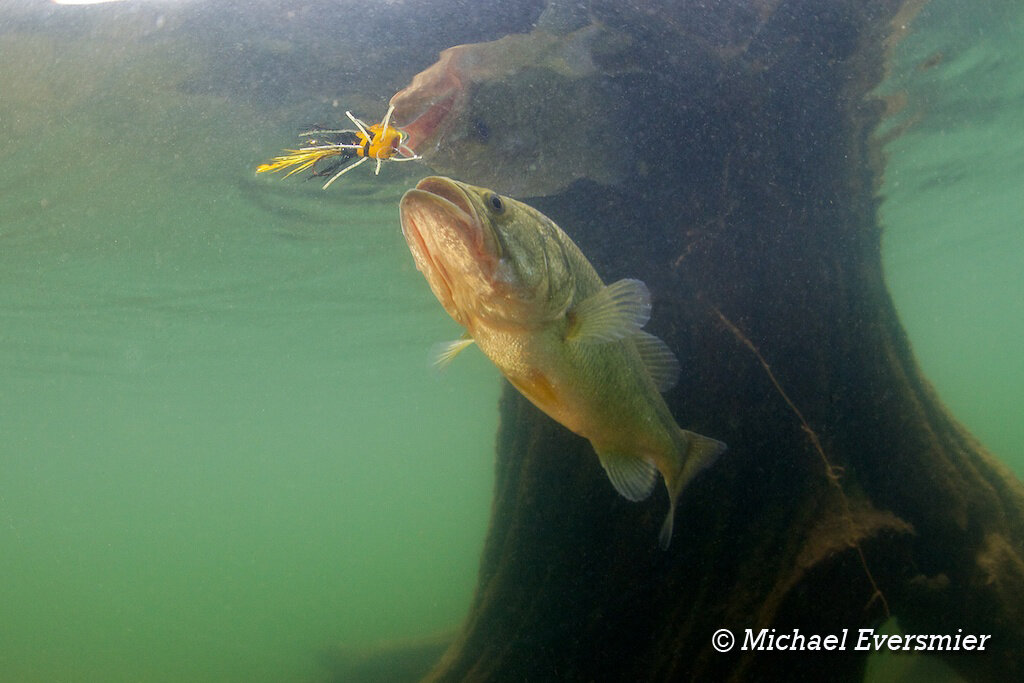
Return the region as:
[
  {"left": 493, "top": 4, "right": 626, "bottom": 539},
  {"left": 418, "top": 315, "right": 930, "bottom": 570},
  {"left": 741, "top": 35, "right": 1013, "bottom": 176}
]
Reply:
[
  {"left": 596, "top": 448, "right": 658, "bottom": 502},
  {"left": 567, "top": 278, "right": 651, "bottom": 344},
  {"left": 431, "top": 336, "right": 475, "bottom": 369}
]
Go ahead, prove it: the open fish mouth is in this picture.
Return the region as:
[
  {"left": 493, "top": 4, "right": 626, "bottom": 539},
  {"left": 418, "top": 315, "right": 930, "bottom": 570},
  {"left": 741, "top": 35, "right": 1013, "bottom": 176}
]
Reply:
[
  {"left": 390, "top": 92, "right": 456, "bottom": 153},
  {"left": 404, "top": 177, "right": 500, "bottom": 264},
  {"left": 389, "top": 49, "right": 464, "bottom": 155},
  {"left": 399, "top": 177, "right": 501, "bottom": 317},
  {"left": 412, "top": 176, "right": 476, "bottom": 223}
]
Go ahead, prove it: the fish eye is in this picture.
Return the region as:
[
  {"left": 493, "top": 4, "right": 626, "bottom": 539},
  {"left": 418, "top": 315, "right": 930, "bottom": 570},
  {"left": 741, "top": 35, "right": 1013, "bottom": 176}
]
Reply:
[
  {"left": 486, "top": 192, "right": 505, "bottom": 214},
  {"left": 473, "top": 119, "right": 490, "bottom": 143}
]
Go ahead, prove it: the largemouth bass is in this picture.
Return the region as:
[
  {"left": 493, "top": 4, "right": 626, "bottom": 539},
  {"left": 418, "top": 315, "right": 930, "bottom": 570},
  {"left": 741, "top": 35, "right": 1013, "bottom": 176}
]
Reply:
[
  {"left": 389, "top": 25, "right": 636, "bottom": 197},
  {"left": 399, "top": 177, "right": 725, "bottom": 548}
]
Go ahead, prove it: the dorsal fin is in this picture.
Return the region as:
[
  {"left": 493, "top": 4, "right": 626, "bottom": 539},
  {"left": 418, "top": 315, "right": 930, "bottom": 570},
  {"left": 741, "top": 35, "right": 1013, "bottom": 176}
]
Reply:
[
  {"left": 633, "top": 330, "right": 681, "bottom": 392},
  {"left": 567, "top": 278, "right": 651, "bottom": 344}
]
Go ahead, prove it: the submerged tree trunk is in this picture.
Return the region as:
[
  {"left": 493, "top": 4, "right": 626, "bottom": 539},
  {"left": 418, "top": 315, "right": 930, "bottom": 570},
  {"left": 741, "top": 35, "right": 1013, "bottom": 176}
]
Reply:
[{"left": 424, "top": 0, "right": 1024, "bottom": 680}]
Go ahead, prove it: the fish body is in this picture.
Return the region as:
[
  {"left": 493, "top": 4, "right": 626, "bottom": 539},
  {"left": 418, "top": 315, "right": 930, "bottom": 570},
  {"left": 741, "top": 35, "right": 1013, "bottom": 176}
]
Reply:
[{"left": 400, "top": 177, "right": 725, "bottom": 548}]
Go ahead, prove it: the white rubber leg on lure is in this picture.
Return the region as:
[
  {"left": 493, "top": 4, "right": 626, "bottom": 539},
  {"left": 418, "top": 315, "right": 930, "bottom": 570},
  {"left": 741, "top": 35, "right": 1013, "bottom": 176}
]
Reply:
[
  {"left": 345, "top": 111, "right": 372, "bottom": 140},
  {"left": 322, "top": 156, "right": 367, "bottom": 189}
]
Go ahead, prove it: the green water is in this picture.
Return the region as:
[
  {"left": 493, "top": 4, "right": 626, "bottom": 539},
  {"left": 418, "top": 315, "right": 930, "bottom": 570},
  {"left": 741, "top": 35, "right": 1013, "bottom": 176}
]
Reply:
[
  {"left": 1, "top": 1, "right": 1021, "bottom": 682},
  {"left": 869, "top": 4, "right": 1023, "bottom": 679},
  {"left": 879, "top": 0, "right": 1024, "bottom": 476},
  {"left": 0, "top": 11, "right": 496, "bottom": 682}
]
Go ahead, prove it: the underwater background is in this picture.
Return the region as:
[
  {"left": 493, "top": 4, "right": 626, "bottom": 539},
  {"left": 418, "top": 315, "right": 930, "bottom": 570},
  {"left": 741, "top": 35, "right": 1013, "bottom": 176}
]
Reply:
[{"left": 0, "top": 0, "right": 1020, "bottom": 681}]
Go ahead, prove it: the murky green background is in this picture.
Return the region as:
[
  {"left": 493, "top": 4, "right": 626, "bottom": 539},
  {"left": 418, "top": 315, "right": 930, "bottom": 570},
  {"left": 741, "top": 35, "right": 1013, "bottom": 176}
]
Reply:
[
  {"left": 1, "top": 1, "right": 1020, "bottom": 681},
  {"left": 0, "top": 5, "right": 498, "bottom": 681},
  {"left": 880, "top": 0, "right": 1024, "bottom": 475}
]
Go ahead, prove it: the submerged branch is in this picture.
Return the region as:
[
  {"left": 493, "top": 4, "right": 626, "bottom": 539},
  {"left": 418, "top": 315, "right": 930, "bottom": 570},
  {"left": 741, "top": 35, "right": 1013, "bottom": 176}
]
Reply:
[{"left": 710, "top": 305, "right": 890, "bottom": 618}]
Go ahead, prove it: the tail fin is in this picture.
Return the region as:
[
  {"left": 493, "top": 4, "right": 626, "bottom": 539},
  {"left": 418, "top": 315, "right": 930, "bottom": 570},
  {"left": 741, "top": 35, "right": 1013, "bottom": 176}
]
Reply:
[{"left": 658, "top": 430, "right": 727, "bottom": 549}]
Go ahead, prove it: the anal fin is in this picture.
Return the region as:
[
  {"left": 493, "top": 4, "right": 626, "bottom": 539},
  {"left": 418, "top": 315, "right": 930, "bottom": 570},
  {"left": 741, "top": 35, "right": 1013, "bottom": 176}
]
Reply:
[{"left": 596, "top": 449, "right": 658, "bottom": 502}]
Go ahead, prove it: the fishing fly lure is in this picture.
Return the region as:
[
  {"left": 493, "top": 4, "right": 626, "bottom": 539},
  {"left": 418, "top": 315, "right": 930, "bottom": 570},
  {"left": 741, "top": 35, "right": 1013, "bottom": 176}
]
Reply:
[{"left": 256, "top": 105, "right": 420, "bottom": 189}]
